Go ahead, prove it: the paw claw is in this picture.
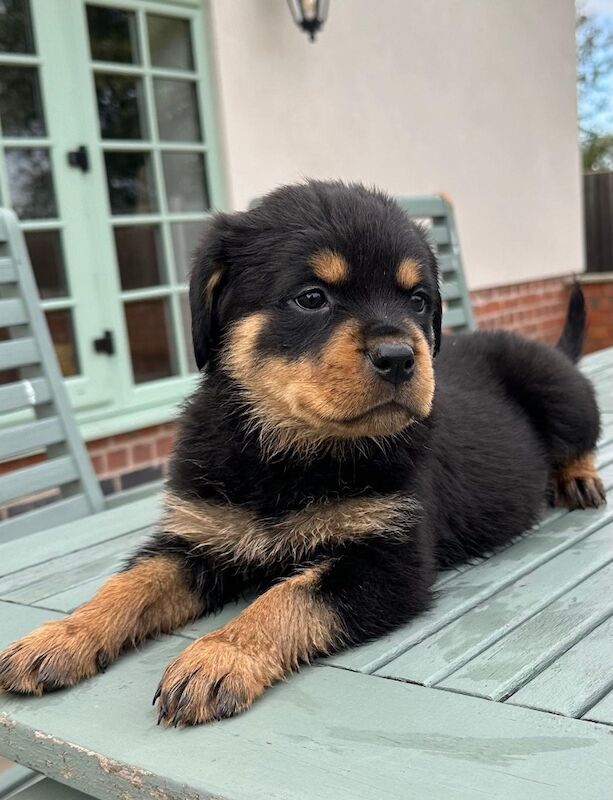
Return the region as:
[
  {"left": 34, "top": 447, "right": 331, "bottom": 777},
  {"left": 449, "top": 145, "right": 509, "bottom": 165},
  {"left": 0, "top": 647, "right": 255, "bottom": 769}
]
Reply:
[{"left": 153, "top": 635, "right": 271, "bottom": 727}]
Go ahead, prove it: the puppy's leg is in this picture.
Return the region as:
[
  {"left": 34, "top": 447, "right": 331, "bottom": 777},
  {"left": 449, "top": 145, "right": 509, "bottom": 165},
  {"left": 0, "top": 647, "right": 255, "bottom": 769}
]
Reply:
[
  {"left": 553, "top": 450, "right": 606, "bottom": 510},
  {"left": 0, "top": 548, "right": 204, "bottom": 694},
  {"left": 155, "top": 541, "right": 432, "bottom": 725},
  {"left": 484, "top": 332, "right": 606, "bottom": 508}
]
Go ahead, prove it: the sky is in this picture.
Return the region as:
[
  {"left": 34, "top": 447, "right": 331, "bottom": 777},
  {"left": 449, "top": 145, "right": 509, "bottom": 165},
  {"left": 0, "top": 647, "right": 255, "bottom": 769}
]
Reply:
[{"left": 578, "top": 0, "right": 613, "bottom": 136}]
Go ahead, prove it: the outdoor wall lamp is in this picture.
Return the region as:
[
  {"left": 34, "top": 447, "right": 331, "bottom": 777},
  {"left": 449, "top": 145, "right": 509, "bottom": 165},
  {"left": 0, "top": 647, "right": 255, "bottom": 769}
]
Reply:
[{"left": 287, "top": 0, "right": 330, "bottom": 41}]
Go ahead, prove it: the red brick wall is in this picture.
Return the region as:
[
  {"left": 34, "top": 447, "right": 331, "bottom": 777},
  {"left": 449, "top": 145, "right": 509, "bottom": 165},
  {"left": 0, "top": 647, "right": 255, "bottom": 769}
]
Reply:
[{"left": 87, "top": 423, "right": 175, "bottom": 496}]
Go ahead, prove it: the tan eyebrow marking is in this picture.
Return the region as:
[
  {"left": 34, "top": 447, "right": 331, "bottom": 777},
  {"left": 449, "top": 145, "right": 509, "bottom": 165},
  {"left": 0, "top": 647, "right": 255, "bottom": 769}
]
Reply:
[
  {"left": 396, "top": 258, "right": 422, "bottom": 290},
  {"left": 310, "top": 250, "right": 349, "bottom": 285}
]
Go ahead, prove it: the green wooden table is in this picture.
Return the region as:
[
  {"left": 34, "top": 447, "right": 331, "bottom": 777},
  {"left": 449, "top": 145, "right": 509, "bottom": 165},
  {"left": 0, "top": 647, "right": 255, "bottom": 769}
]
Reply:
[{"left": 1, "top": 349, "right": 613, "bottom": 800}]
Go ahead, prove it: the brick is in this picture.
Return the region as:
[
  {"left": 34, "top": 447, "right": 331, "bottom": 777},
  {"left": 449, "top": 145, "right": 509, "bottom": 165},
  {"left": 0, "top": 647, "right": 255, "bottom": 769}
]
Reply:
[
  {"left": 107, "top": 448, "right": 129, "bottom": 471},
  {"left": 132, "top": 443, "right": 153, "bottom": 464},
  {"left": 91, "top": 454, "right": 106, "bottom": 475},
  {"left": 155, "top": 437, "right": 173, "bottom": 458}
]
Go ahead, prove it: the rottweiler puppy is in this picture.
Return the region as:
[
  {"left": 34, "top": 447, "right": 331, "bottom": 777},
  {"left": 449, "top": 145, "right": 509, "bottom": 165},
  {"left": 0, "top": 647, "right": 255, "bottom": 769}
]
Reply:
[{"left": 0, "top": 181, "right": 606, "bottom": 726}]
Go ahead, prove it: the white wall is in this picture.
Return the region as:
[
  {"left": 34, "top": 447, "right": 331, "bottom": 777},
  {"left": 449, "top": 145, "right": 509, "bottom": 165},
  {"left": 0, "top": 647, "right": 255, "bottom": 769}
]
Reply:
[{"left": 206, "top": 0, "right": 583, "bottom": 290}]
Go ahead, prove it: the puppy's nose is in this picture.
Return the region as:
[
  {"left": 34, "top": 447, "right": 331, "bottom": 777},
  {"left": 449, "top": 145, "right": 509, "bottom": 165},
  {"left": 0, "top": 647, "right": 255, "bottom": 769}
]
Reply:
[{"left": 367, "top": 343, "right": 415, "bottom": 385}]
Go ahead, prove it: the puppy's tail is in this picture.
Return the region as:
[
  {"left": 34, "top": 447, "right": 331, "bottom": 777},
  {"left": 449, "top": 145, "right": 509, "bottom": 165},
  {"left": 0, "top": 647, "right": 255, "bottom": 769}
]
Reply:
[{"left": 556, "top": 282, "right": 586, "bottom": 363}]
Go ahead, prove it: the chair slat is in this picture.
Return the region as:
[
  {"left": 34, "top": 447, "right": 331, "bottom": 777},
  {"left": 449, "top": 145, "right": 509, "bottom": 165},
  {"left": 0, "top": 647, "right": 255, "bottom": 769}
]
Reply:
[
  {"left": 0, "top": 378, "right": 51, "bottom": 413},
  {"left": 0, "top": 297, "right": 28, "bottom": 327},
  {"left": 0, "top": 494, "right": 91, "bottom": 543},
  {"left": 428, "top": 221, "right": 452, "bottom": 247},
  {"left": 0, "top": 418, "right": 65, "bottom": 461},
  {"left": 0, "top": 208, "right": 104, "bottom": 536},
  {"left": 443, "top": 307, "right": 469, "bottom": 329},
  {"left": 0, "top": 257, "right": 16, "bottom": 284},
  {"left": 442, "top": 279, "right": 461, "bottom": 301},
  {"left": 0, "top": 337, "right": 39, "bottom": 370},
  {"left": 0, "top": 455, "right": 78, "bottom": 505},
  {"left": 396, "top": 195, "right": 448, "bottom": 218}
]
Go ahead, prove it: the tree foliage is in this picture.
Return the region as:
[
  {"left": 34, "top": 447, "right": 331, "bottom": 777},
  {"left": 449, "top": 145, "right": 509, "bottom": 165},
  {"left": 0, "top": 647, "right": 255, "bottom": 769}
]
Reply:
[{"left": 577, "top": 7, "right": 613, "bottom": 172}]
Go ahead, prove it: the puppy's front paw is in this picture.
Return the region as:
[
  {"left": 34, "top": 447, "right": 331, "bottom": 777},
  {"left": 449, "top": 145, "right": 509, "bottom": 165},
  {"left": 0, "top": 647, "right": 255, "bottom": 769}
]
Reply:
[
  {"left": 0, "top": 620, "right": 110, "bottom": 695},
  {"left": 154, "top": 633, "right": 276, "bottom": 726},
  {"left": 553, "top": 453, "right": 606, "bottom": 510}
]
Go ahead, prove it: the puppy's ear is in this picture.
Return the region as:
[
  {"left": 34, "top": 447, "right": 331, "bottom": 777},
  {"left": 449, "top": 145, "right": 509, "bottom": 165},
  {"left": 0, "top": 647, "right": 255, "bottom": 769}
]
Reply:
[{"left": 189, "top": 216, "right": 229, "bottom": 370}]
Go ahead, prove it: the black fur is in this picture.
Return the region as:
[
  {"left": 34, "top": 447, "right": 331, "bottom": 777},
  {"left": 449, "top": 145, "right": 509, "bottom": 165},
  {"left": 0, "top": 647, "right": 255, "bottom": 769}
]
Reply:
[{"left": 134, "top": 180, "right": 604, "bottom": 651}]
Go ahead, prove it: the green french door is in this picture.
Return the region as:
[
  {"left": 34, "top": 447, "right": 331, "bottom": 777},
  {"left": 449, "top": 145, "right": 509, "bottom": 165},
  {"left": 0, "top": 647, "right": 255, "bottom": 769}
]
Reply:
[{"left": 0, "top": 0, "right": 223, "bottom": 435}]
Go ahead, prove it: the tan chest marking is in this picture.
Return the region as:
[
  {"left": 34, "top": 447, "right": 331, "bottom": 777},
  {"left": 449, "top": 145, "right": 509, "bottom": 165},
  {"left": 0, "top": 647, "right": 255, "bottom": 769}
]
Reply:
[{"left": 162, "top": 491, "right": 418, "bottom": 566}]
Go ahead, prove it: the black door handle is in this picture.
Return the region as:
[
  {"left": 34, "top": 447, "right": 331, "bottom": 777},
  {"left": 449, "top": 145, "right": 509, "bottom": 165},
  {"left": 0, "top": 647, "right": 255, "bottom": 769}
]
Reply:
[
  {"left": 93, "top": 330, "right": 115, "bottom": 355},
  {"left": 67, "top": 145, "right": 90, "bottom": 173}
]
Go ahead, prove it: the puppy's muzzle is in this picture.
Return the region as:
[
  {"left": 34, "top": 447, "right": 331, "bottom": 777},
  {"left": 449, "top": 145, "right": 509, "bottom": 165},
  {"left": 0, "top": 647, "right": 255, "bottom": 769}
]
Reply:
[{"left": 367, "top": 342, "right": 415, "bottom": 386}]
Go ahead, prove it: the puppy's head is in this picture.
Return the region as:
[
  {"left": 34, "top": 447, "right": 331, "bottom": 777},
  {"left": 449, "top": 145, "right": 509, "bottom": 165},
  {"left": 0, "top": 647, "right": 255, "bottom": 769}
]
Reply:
[{"left": 190, "top": 181, "right": 442, "bottom": 454}]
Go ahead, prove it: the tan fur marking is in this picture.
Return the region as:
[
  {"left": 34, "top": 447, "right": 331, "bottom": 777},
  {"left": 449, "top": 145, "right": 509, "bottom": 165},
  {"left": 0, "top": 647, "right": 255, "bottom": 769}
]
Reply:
[
  {"left": 310, "top": 249, "right": 349, "bottom": 284},
  {"left": 396, "top": 258, "right": 422, "bottom": 290},
  {"left": 406, "top": 321, "right": 436, "bottom": 419},
  {"left": 155, "top": 564, "right": 341, "bottom": 725},
  {"left": 0, "top": 558, "right": 202, "bottom": 695},
  {"left": 163, "top": 490, "right": 417, "bottom": 566},
  {"left": 223, "top": 313, "right": 434, "bottom": 455},
  {"left": 554, "top": 450, "right": 606, "bottom": 509},
  {"left": 204, "top": 268, "right": 223, "bottom": 310}
]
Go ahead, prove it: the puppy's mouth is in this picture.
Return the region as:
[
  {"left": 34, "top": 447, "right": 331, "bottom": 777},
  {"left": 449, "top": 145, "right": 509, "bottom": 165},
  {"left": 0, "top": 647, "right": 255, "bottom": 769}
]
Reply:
[{"left": 323, "top": 400, "right": 411, "bottom": 426}]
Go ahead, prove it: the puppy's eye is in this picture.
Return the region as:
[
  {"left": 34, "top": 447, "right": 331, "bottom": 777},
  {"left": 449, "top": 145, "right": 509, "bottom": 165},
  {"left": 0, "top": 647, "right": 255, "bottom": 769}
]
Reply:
[
  {"left": 410, "top": 292, "right": 429, "bottom": 313},
  {"left": 294, "top": 289, "right": 329, "bottom": 311}
]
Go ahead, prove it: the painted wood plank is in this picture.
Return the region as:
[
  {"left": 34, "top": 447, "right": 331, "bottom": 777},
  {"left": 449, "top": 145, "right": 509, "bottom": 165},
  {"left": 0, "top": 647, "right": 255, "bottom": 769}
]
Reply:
[
  {"left": 0, "top": 417, "right": 65, "bottom": 461},
  {"left": 0, "top": 495, "right": 92, "bottom": 544},
  {"left": 31, "top": 574, "right": 116, "bottom": 614},
  {"left": 0, "top": 530, "right": 146, "bottom": 602},
  {"left": 0, "top": 338, "right": 38, "bottom": 371},
  {"left": 580, "top": 347, "right": 613, "bottom": 375},
  {"left": 441, "top": 279, "right": 461, "bottom": 301},
  {"left": 594, "top": 374, "right": 613, "bottom": 412},
  {"left": 442, "top": 306, "right": 467, "bottom": 329},
  {"left": 0, "top": 601, "right": 64, "bottom": 649},
  {"left": 437, "top": 559, "right": 613, "bottom": 702},
  {"left": 397, "top": 195, "right": 447, "bottom": 218},
  {"left": 508, "top": 612, "right": 613, "bottom": 718},
  {"left": 329, "top": 496, "right": 613, "bottom": 673},
  {"left": 583, "top": 688, "right": 613, "bottom": 726},
  {"left": 0, "top": 257, "right": 16, "bottom": 283},
  {"left": 0, "top": 624, "right": 612, "bottom": 800},
  {"left": 0, "top": 378, "right": 51, "bottom": 413},
  {"left": 0, "top": 456, "right": 78, "bottom": 505},
  {"left": 0, "top": 297, "right": 27, "bottom": 327},
  {"left": 375, "top": 519, "right": 613, "bottom": 686},
  {"left": 0, "top": 496, "right": 161, "bottom": 577}
]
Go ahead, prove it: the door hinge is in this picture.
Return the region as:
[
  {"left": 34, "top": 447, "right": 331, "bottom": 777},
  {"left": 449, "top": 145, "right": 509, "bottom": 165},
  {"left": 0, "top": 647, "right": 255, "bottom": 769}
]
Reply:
[{"left": 93, "top": 330, "right": 115, "bottom": 356}]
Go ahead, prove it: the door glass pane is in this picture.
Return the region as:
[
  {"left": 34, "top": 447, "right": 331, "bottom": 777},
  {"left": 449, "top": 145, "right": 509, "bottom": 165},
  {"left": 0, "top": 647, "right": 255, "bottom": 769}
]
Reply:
[
  {"left": 104, "top": 151, "right": 157, "bottom": 215},
  {"left": 171, "top": 220, "right": 202, "bottom": 282},
  {"left": 95, "top": 73, "right": 147, "bottom": 140},
  {"left": 46, "top": 309, "right": 80, "bottom": 377},
  {"left": 25, "top": 229, "right": 67, "bottom": 298},
  {"left": 163, "top": 152, "right": 209, "bottom": 212},
  {"left": 180, "top": 292, "right": 197, "bottom": 372},
  {"left": 87, "top": 5, "right": 139, "bottom": 64},
  {"left": 0, "top": 0, "right": 34, "bottom": 54},
  {"left": 124, "top": 298, "right": 177, "bottom": 382},
  {"left": 0, "top": 66, "right": 46, "bottom": 137},
  {"left": 154, "top": 79, "right": 201, "bottom": 142},
  {"left": 147, "top": 15, "right": 193, "bottom": 70},
  {"left": 5, "top": 147, "right": 57, "bottom": 219},
  {"left": 114, "top": 224, "right": 165, "bottom": 290}
]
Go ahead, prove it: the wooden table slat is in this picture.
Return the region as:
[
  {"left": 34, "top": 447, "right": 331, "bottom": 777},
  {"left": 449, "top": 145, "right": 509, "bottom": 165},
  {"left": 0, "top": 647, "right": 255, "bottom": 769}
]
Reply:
[
  {"left": 0, "top": 606, "right": 612, "bottom": 800},
  {"left": 437, "top": 559, "right": 613, "bottom": 702},
  {"left": 508, "top": 610, "right": 613, "bottom": 718},
  {"left": 374, "top": 520, "right": 613, "bottom": 687}
]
